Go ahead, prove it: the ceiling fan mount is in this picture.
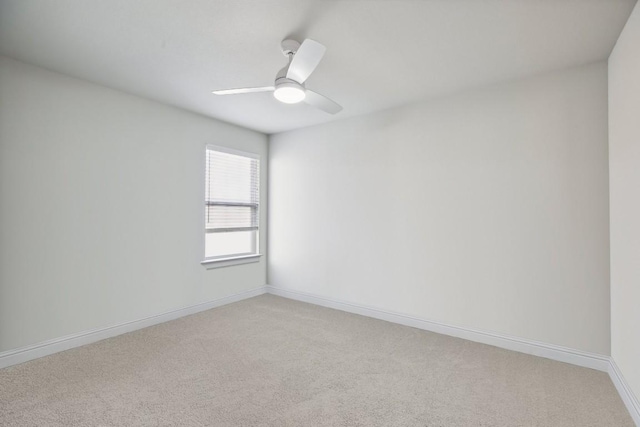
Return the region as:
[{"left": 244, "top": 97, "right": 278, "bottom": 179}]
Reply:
[
  {"left": 212, "top": 38, "right": 342, "bottom": 114},
  {"left": 280, "top": 39, "right": 301, "bottom": 57}
]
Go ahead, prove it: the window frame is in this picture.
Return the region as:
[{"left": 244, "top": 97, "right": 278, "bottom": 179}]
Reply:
[{"left": 201, "top": 144, "right": 262, "bottom": 268}]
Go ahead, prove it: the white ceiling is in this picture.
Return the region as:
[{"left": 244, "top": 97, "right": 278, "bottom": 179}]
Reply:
[{"left": 0, "top": 0, "right": 636, "bottom": 134}]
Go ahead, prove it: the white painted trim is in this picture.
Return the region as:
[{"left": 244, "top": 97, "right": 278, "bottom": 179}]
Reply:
[
  {"left": 206, "top": 144, "right": 261, "bottom": 160},
  {"left": 201, "top": 253, "right": 262, "bottom": 269},
  {"left": 0, "top": 285, "right": 267, "bottom": 369},
  {"left": 265, "top": 285, "right": 610, "bottom": 372},
  {"left": 609, "top": 358, "right": 640, "bottom": 426},
  {"left": 266, "top": 286, "right": 640, "bottom": 423},
  {"left": 2, "top": 283, "right": 637, "bottom": 425}
]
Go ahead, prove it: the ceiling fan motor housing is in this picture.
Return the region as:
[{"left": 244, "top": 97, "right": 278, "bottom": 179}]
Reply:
[
  {"left": 275, "top": 77, "right": 304, "bottom": 90},
  {"left": 275, "top": 60, "right": 305, "bottom": 87},
  {"left": 273, "top": 43, "right": 307, "bottom": 104}
]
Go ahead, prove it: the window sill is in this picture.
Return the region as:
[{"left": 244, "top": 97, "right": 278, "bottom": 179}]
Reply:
[{"left": 201, "top": 254, "right": 262, "bottom": 269}]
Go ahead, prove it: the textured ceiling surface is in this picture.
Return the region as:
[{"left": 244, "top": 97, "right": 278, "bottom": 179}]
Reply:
[{"left": 0, "top": 0, "right": 636, "bottom": 134}]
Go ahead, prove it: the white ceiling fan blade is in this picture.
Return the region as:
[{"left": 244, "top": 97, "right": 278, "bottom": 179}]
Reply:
[
  {"left": 286, "top": 39, "right": 326, "bottom": 84},
  {"left": 304, "top": 89, "right": 342, "bottom": 114},
  {"left": 212, "top": 86, "right": 274, "bottom": 95}
]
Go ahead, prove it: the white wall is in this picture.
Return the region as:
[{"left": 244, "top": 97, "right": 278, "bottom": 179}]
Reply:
[
  {"left": 609, "top": 1, "right": 640, "bottom": 404},
  {"left": 269, "top": 62, "right": 610, "bottom": 355},
  {"left": 0, "top": 56, "right": 268, "bottom": 353}
]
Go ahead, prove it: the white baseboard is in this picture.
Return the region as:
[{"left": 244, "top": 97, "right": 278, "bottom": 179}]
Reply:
[
  {"left": 266, "top": 285, "right": 640, "bottom": 425},
  {"left": 2, "top": 283, "right": 637, "bottom": 425},
  {"left": 265, "top": 285, "right": 610, "bottom": 372},
  {"left": 609, "top": 358, "right": 640, "bottom": 426},
  {"left": 0, "top": 285, "right": 267, "bottom": 369}
]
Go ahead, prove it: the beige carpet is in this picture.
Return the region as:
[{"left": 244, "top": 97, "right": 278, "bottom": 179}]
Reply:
[{"left": 0, "top": 294, "right": 633, "bottom": 426}]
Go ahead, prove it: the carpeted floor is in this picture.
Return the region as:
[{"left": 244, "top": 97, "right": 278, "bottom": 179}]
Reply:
[{"left": 0, "top": 294, "right": 633, "bottom": 426}]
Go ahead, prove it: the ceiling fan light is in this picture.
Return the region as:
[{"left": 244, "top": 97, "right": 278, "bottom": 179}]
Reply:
[{"left": 273, "top": 84, "right": 306, "bottom": 104}]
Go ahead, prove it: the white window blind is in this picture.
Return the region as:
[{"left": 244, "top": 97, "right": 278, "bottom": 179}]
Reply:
[{"left": 205, "top": 147, "right": 260, "bottom": 234}]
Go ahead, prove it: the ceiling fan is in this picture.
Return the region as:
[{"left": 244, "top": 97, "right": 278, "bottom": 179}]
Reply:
[{"left": 212, "top": 39, "right": 342, "bottom": 114}]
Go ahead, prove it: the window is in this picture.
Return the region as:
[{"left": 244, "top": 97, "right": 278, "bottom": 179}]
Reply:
[{"left": 203, "top": 145, "right": 260, "bottom": 266}]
